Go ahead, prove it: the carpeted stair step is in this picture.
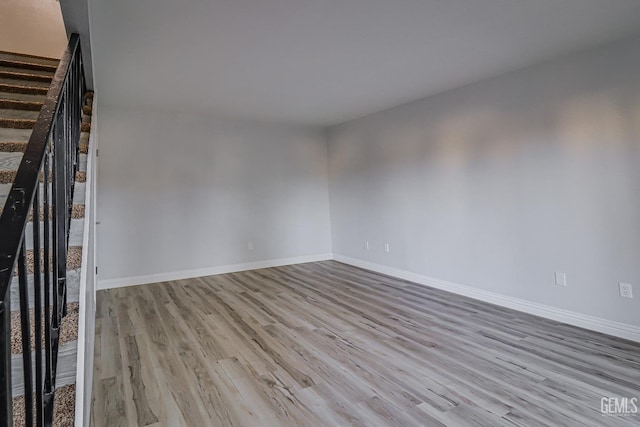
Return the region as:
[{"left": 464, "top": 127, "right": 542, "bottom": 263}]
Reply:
[
  {"left": 0, "top": 118, "right": 90, "bottom": 141},
  {"left": 0, "top": 118, "right": 36, "bottom": 129},
  {"left": 0, "top": 170, "right": 87, "bottom": 185},
  {"left": 0, "top": 90, "right": 46, "bottom": 103},
  {"left": 0, "top": 152, "right": 88, "bottom": 181},
  {"left": 0, "top": 67, "right": 54, "bottom": 80},
  {"left": 0, "top": 180, "right": 86, "bottom": 209},
  {"left": 9, "top": 269, "right": 82, "bottom": 309},
  {"left": 0, "top": 141, "right": 34, "bottom": 152},
  {"left": 0, "top": 58, "right": 57, "bottom": 74},
  {"left": 0, "top": 127, "right": 32, "bottom": 142},
  {"left": 0, "top": 181, "right": 87, "bottom": 208},
  {"left": 0, "top": 83, "right": 48, "bottom": 96},
  {"left": 0, "top": 76, "right": 51, "bottom": 89},
  {"left": 10, "top": 305, "right": 79, "bottom": 400},
  {"left": 0, "top": 203, "right": 85, "bottom": 220},
  {"left": 11, "top": 341, "right": 78, "bottom": 398},
  {"left": 13, "top": 383, "right": 75, "bottom": 427},
  {"left": 0, "top": 98, "right": 43, "bottom": 111},
  {"left": 0, "top": 70, "right": 52, "bottom": 84},
  {"left": 0, "top": 51, "right": 59, "bottom": 68},
  {"left": 0, "top": 127, "right": 88, "bottom": 145},
  {"left": 18, "top": 246, "right": 83, "bottom": 275},
  {"left": 0, "top": 64, "right": 55, "bottom": 78},
  {"left": 22, "top": 218, "right": 86, "bottom": 250},
  {"left": 0, "top": 151, "right": 26, "bottom": 169},
  {"left": 0, "top": 140, "right": 88, "bottom": 154},
  {"left": 10, "top": 302, "right": 79, "bottom": 354},
  {"left": 0, "top": 108, "right": 40, "bottom": 120}
]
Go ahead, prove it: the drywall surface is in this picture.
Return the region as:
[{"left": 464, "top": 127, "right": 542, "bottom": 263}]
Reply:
[
  {"left": 87, "top": 0, "right": 640, "bottom": 126},
  {"left": 75, "top": 96, "right": 98, "bottom": 426},
  {"left": 60, "top": 0, "right": 94, "bottom": 89},
  {"left": 0, "top": 0, "right": 67, "bottom": 58},
  {"left": 97, "top": 106, "right": 332, "bottom": 283},
  {"left": 327, "top": 35, "right": 640, "bottom": 326}
]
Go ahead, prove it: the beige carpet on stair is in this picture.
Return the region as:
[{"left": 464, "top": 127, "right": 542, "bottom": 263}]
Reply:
[
  {"left": 21, "top": 247, "right": 83, "bottom": 275},
  {"left": 10, "top": 302, "right": 79, "bottom": 354},
  {"left": 12, "top": 383, "right": 75, "bottom": 427}
]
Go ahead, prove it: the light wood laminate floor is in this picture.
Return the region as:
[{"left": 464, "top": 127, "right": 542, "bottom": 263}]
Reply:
[{"left": 91, "top": 261, "right": 640, "bottom": 426}]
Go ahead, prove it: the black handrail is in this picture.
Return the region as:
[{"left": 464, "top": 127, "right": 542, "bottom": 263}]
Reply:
[{"left": 0, "top": 33, "right": 86, "bottom": 426}]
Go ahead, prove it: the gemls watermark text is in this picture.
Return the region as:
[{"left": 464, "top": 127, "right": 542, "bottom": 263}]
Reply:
[{"left": 601, "top": 397, "right": 638, "bottom": 416}]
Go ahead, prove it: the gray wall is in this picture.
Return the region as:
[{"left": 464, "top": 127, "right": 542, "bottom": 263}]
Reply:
[
  {"left": 77, "top": 97, "right": 98, "bottom": 426},
  {"left": 60, "top": 0, "right": 94, "bottom": 89},
  {"left": 97, "top": 107, "right": 332, "bottom": 282},
  {"left": 327, "top": 35, "right": 640, "bottom": 326}
]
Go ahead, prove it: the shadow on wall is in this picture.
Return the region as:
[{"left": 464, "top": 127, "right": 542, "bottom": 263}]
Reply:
[
  {"left": 97, "top": 109, "right": 332, "bottom": 281},
  {"left": 0, "top": 0, "right": 67, "bottom": 58},
  {"left": 327, "top": 36, "right": 640, "bottom": 325}
]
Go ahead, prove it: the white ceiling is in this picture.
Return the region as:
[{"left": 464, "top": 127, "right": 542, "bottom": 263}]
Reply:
[{"left": 90, "top": 0, "right": 640, "bottom": 127}]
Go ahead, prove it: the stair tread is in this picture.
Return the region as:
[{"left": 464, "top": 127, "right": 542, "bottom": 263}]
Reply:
[
  {"left": 0, "top": 98, "right": 43, "bottom": 111},
  {"left": 0, "top": 127, "right": 32, "bottom": 142},
  {"left": 0, "top": 109, "right": 39, "bottom": 120},
  {"left": 0, "top": 64, "right": 55, "bottom": 78},
  {"left": 0, "top": 151, "right": 24, "bottom": 169},
  {"left": 10, "top": 302, "right": 79, "bottom": 354},
  {"left": 0, "top": 140, "right": 87, "bottom": 154},
  {"left": 0, "top": 70, "right": 53, "bottom": 83},
  {"left": 0, "top": 170, "right": 88, "bottom": 186},
  {"left": 0, "top": 51, "right": 59, "bottom": 67},
  {"left": 0, "top": 117, "right": 36, "bottom": 129},
  {"left": 0, "top": 58, "right": 56, "bottom": 72},
  {"left": 23, "top": 216, "right": 86, "bottom": 249},
  {"left": 0, "top": 152, "right": 87, "bottom": 172},
  {"left": 0, "top": 202, "right": 85, "bottom": 221},
  {"left": 0, "top": 77, "right": 50, "bottom": 88},
  {"left": 9, "top": 269, "right": 82, "bottom": 310},
  {"left": 0, "top": 91, "right": 46, "bottom": 102},
  {"left": 0, "top": 83, "right": 48, "bottom": 95},
  {"left": 0, "top": 141, "right": 30, "bottom": 152},
  {"left": 1, "top": 182, "right": 87, "bottom": 210},
  {"left": 11, "top": 343, "right": 77, "bottom": 399},
  {"left": 21, "top": 246, "right": 83, "bottom": 274},
  {"left": 0, "top": 127, "right": 89, "bottom": 144},
  {"left": 13, "top": 383, "right": 75, "bottom": 425}
]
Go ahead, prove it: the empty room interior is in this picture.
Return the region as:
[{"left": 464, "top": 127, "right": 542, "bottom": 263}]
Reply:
[{"left": 1, "top": 0, "right": 640, "bottom": 426}]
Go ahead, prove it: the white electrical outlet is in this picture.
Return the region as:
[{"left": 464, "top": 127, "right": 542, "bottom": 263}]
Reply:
[
  {"left": 619, "top": 282, "right": 633, "bottom": 299},
  {"left": 384, "top": 243, "right": 390, "bottom": 253},
  {"left": 555, "top": 272, "right": 567, "bottom": 287},
  {"left": 247, "top": 241, "right": 254, "bottom": 251},
  {"left": 364, "top": 241, "right": 370, "bottom": 250}
]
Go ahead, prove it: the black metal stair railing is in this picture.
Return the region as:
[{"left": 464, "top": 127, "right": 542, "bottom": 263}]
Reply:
[{"left": 0, "top": 34, "right": 86, "bottom": 426}]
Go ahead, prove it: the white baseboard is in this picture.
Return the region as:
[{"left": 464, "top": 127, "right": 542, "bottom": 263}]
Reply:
[
  {"left": 97, "top": 253, "right": 333, "bottom": 290},
  {"left": 332, "top": 254, "right": 640, "bottom": 343},
  {"left": 97, "top": 252, "right": 640, "bottom": 343}
]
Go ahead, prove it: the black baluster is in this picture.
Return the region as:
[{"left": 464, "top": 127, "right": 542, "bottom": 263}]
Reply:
[
  {"left": 32, "top": 186, "right": 44, "bottom": 427},
  {"left": 18, "top": 241, "right": 33, "bottom": 426},
  {"left": 43, "top": 140, "right": 53, "bottom": 426},
  {"left": 0, "top": 295, "right": 12, "bottom": 426}
]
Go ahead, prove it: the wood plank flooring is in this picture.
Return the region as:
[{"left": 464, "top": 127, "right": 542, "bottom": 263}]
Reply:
[{"left": 91, "top": 261, "right": 640, "bottom": 426}]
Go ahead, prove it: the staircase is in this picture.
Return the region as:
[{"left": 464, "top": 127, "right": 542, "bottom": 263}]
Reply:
[{"left": 0, "top": 48, "right": 92, "bottom": 426}]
